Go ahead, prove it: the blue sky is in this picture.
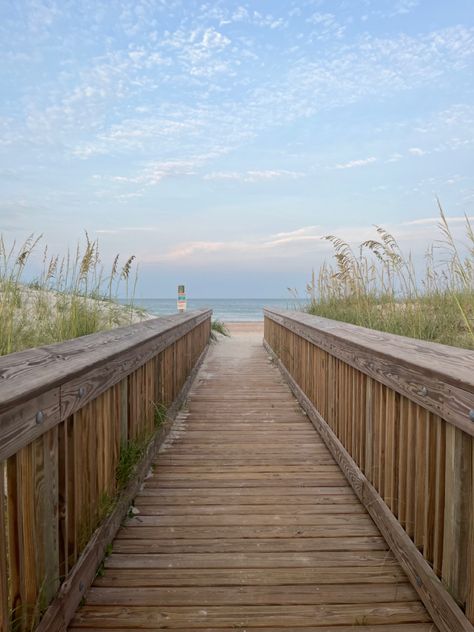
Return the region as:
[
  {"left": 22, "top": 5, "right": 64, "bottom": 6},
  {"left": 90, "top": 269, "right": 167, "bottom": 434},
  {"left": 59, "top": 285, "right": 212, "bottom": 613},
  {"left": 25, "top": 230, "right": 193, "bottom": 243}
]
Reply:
[{"left": 1, "top": 0, "right": 473, "bottom": 297}]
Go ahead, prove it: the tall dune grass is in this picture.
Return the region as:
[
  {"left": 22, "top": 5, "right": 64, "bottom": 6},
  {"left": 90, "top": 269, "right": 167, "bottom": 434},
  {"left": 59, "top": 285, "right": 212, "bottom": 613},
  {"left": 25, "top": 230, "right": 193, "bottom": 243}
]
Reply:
[
  {"left": 305, "top": 205, "right": 474, "bottom": 349},
  {"left": 0, "top": 233, "right": 146, "bottom": 355}
]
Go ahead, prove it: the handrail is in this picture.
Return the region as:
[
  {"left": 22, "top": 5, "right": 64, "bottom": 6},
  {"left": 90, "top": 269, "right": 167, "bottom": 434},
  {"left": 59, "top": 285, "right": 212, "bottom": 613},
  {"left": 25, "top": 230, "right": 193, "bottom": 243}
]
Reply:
[
  {"left": 0, "top": 309, "right": 212, "bottom": 461},
  {"left": 0, "top": 309, "right": 212, "bottom": 632},
  {"left": 264, "top": 308, "right": 474, "bottom": 436},
  {"left": 264, "top": 308, "right": 474, "bottom": 632}
]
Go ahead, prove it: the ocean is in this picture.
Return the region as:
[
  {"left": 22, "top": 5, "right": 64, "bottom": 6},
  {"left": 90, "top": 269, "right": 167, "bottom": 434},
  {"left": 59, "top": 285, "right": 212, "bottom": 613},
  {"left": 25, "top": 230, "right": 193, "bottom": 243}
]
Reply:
[{"left": 129, "top": 298, "right": 308, "bottom": 322}]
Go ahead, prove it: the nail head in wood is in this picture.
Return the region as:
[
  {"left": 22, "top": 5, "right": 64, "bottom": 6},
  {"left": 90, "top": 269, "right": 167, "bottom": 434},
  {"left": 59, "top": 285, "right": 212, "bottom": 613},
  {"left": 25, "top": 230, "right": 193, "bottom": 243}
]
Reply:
[
  {"left": 78, "top": 387, "right": 85, "bottom": 398},
  {"left": 469, "top": 409, "right": 474, "bottom": 422},
  {"left": 35, "top": 410, "right": 44, "bottom": 424}
]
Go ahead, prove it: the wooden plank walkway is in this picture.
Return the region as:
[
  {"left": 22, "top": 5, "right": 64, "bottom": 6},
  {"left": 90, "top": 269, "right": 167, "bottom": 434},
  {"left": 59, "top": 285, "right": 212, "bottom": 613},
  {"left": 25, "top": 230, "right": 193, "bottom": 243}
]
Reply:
[{"left": 69, "top": 323, "right": 436, "bottom": 631}]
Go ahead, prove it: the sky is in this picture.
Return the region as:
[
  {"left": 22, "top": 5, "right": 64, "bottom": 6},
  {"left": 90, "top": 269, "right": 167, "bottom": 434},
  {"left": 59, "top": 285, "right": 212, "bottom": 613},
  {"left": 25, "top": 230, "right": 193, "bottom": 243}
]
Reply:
[{"left": 1, "top": 0, "right": 473, "bottom": 298}]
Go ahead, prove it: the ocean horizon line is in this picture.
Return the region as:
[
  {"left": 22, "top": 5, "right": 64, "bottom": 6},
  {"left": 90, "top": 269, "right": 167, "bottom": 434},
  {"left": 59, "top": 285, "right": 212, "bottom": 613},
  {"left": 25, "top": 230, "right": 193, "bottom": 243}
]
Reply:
[
  {"left": 129, "top": 297, "right": 306, "bottom": 301},
  {"left": 123, "top": 297, "right": 307, "bottom": 322}
]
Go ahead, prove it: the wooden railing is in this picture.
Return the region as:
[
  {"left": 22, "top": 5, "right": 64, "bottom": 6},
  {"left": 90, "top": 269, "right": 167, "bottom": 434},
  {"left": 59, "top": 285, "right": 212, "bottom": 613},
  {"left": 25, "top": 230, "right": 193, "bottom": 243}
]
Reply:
[
  {"left": 0, "top": 309, "right": 212, "bottom": 632},
  {"left": 264, "top": 308, "right": 474, "bottom": 632}
]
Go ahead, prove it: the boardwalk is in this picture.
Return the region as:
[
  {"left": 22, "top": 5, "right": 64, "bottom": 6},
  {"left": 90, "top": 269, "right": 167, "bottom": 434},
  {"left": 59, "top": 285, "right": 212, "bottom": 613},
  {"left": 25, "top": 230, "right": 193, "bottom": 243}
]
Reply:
[{"left": 69, "top": 323, "right": 435, "bottom": 631}]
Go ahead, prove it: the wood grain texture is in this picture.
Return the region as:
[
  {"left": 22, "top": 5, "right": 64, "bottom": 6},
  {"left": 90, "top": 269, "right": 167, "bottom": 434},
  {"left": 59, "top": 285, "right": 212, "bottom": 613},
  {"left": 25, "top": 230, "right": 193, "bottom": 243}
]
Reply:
[
  {"left": 0, "top": 315, "right": 210, "bottom": 632},
  {"left": 35, "top": 334, "right": 210, "bottom": 632},
  {"left": 265, "top": 312, "right": 474, "bottom": 627},
  {"left": 68, "top": 327, "right": 434, "bottom": 632},
  {"left": 0, "top": 310, "right": 211, "bottom": 461},
  {"left": 264, "top": 332, "right": 473, "bottom": 632},
  {"left": 71, "top": 602, "right": 431, "bottom": 628},
  {"left": 71, "top": 626, "right": 435, "bottom": 632},
  {"left": 265, "top": 308, "right": 474, "bottom": 437},
  {"left": 442, "top": 426, "right": 472, "bottom": 606},
  {"left": 0, "top": 464, "right": 8, "bottom": 632}
]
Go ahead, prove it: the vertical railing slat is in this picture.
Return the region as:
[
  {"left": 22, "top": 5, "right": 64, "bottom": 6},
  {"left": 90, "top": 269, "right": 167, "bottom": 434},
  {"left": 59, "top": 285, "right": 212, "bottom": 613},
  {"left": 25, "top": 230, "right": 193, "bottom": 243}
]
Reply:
[
  {"left": 0, "top": 463, "right": 9, "bottom": 632},
  {"left": 423, "top": 413, "right": 437, "bottom": 563},
  {"left": 405, "top": 400, "right": 416, "bottom": 540},
  {"left": 414, "top": 407, "right": 427, "bottom": 551},
  {"left": 442, "top": 425, "right": 472, "bottom": 606},
  {"left": 17, "top": 443, "right": 37, "bottom": 630},
  {"left": 432, "top": 415, "right": 446, "bottom": 576},
  {"left": 466, "top": 436, "right": 474, "bottom": 621},
  {"left": 58, "top": 419, "right": 69, "bottom": 579},
  {"left": 397, "top": 396, "right": 408, "bottom": 528},
  {"left": 41, "top": 428, "right": 59, "bottom": 605}
]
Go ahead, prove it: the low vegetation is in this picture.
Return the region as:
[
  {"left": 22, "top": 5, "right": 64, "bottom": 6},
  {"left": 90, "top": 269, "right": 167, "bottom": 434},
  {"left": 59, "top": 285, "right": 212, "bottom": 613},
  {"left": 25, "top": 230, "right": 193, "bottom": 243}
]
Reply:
[
  {"left": 211, "top": 319, "right": 230, "bottom": 341},
  {"left": 0, "top": 233, "right": 148, "bottom": 356},
  {"left": 305, "top": 203, "right": 474, "bottom": 349}
]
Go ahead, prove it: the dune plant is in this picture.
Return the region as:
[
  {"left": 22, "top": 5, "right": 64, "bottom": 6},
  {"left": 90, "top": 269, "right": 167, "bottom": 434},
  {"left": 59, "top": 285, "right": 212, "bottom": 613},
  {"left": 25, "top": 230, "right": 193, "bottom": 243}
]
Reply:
[
  {"left": 306, "top": 204, "right": 474, "bottom": 349},
  {"left": 210, "top": 319, "right": 230, "bottom": 341},
  {"left": 0, "top": 233, "right": 143, "bottom": 356}
]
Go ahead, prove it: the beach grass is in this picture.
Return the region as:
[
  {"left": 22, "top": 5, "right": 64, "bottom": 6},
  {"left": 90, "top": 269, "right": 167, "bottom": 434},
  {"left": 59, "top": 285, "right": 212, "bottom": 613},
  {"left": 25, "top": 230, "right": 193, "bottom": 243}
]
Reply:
[
  {"left": 211, "top": 319, "right": 230, "bottom": 341},
  {"left": 0, "top": 233, "right": 144, "bottom": 356},
  {"left": 305, "top": 203, "right": 474, "bottom": 349}
]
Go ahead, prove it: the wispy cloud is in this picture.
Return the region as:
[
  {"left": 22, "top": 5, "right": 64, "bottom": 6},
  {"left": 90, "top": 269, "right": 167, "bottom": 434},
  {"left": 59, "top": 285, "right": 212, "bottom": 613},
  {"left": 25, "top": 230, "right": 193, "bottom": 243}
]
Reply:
[
  {"left": 147, "top": 226, "right": 323, "bottom": 263},
  {"left": 263, "top": 227, "right": 322, "bottom": 247},
  {"left": 204, "top": 169, "right": 304, "bottom": 182},
  {"left": 402, "top": 215, "right": 474, "bottom": 226},
  {"left": 408, "top": 147, "right": 425, "bottom": 156},
  {"left": 95, "top": 226, "right": 158, "bottom": 235},
  {"left": 386, "top": 153, "right": 403, "bottom": 163},
  {"left": 106, "top": 159, "right": 197, "bottom": 185},
  {"left": 139, "top": 215, "right": 473, "bottom": 267},
  {"left": 335, "top": 157, "right": 377, "bottom": 169},
  {"left": 306, "top": 12, "right": 346, "bottom": 40},
  {"left": 391, "top": 0, "right": 420, "bottom": 16}
]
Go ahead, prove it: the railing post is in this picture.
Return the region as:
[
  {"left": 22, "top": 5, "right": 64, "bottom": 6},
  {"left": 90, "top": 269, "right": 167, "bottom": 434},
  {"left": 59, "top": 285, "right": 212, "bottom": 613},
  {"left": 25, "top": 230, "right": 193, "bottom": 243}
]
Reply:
[
  {"left": 442, "top": 425, "right": 472, "bottom": 605},
  {"left": 467, "top": 441, "right": 474, "bottom": 620},
  {"left": 0, "top": 464, "right": 8, "bottom": 632},
  {"left": 120, "top": 378, "right": 128, "bottom": 447}
]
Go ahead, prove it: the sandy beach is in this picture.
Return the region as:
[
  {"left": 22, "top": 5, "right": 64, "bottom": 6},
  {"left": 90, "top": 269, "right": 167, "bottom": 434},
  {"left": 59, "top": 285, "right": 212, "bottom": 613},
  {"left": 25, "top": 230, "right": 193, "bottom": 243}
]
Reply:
[{"left": 225, "top": 321, "right": 264, "bottom": 335}]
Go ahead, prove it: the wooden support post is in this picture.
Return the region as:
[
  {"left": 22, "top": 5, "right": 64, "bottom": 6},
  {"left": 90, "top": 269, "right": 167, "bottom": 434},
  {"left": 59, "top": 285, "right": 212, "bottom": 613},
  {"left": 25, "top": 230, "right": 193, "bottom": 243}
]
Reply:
[
  {"left": 40, "top": 428, "right": 60, "bottom": 604},
  {"left": 120, "top": 378, "right": 128, "bottom": 447},
  {"left": 442, "top": 425, "right": 472, "bottom": 607},
  {"left": 58, "top": 419, "right": 69, "bottom": 580},
  {"left": 467, "top": 436, "right": 474, "bottom": 623},
  {"left": 364, "top": 377, "right": 373, "bottom": 481},
  {"left": 0, "top": 463, "right": 9, "bottom": 632}
]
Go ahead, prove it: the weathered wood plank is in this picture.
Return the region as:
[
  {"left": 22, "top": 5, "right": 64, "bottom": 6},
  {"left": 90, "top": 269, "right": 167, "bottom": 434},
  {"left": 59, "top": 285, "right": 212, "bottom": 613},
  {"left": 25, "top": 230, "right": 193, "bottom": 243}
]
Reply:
[
  {"left": 265, "top": 338, "right": 471, "bottom": 632},
  {"left": 0, "top": 310, "right": 212, "bottom": 460},
  {"left": 70, "top": 625, "right": 436, "bottom": 632},
  {"left": 70, "top": 602, "right": 431, "bottom": 628},
  {"left": 123, "top": 513, "right": 374, "bottom": 526},
  {"left": 110, "top": 537, "right": 390, "bottom": 554},
  {"left": 106, "top": 550, "right": 396, "bottom": 568},
  {"left": 36, "top": 334, "right": 210, "bottom": 632},
  {"left": 93, "top": 566, "right": 408, "bottom": 586},
  {"left": 132, "top": 502, "right": 363, "bottom": 514},
  {"left": 6, "top": 456, "right": 20, "bottom": 628},
  {"left": 68, "top": 326, "right": 437, "bottom": 632},
  {"left": 442, "top": 425, "right": 472, "bottom": 606},
  {"left": 84, "top": 583, "right": 419, "bottom": 606},
  {"left": 0, "top": 463, "right": 9, "bottom": 632},
  {"left": 265, "top": 309, "right": 474, "bottom": 436}
]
